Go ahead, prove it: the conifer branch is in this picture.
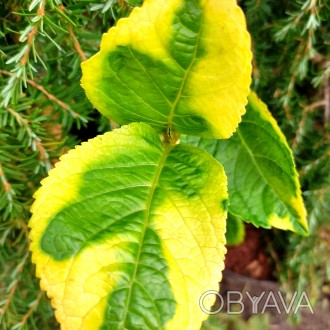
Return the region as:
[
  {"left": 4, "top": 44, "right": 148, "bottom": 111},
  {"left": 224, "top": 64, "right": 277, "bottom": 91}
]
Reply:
[
  {"left": 6, "top": 106, "right": 51, "bottom": 169},
  {"left": 0, "top": 70, "right": 86, "bottom": 121},
  {"left": 0, "top": 0, "right": 47, "bottom": 107},
  {"left": 292, "top": 100, "right": 327, "bottom": 149},
  {"left": 19, "top": 290, "right": 43, "bottom": 328},
  {"left": 56, "top": 4, "right": 87, "bottom": 62},
  {"left": 0, "top": 163, "right": 14, "bottom": 206},
  {"left": 276, "top": 0, "right": 323, "bottom": 119},
  {"left": 0, "top": 282, "right": 19, "bottom": 317},
  {"left": 68, "top": 24, "right": 87, "bottom": 62},
  {"left": 6, "top": 106, "right": 35, "bottom": 137},
  {"left": 0, "top": 253, "right": 28, "bottom": 317},
  {"left": 20, "top": 1, "right": 46, "bottom": 67}
]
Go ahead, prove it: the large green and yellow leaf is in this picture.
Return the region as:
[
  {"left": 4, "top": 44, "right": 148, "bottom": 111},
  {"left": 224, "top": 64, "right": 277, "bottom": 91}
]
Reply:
[
  {"left": 81, "top": 0, "right": 252, "bottom": 138},
  {"left": 183, "top": 92, "right": 308, "bottom": 236},
  {"left": 29, "top": 123, "right": 228, "bottom": 330}
]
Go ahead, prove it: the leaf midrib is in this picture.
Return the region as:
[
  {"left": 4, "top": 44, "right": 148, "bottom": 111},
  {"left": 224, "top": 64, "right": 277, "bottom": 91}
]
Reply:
[
  {"left": 167, "top": 9, "right": 203, "bottom": 128},
  {"left": 119, "top": 143, "right": 173, "bottom": 330}
]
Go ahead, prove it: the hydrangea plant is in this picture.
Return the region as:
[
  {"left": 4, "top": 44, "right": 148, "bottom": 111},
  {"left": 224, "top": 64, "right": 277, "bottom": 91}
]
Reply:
[{"left": 29, "top": 0, "right": 308, "bottom": 329}]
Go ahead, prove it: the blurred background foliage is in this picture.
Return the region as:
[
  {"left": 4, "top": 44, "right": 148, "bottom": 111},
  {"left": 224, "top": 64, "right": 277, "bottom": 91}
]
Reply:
[{"left": 0, "top": 0, "right": 329, "bottom": 329}]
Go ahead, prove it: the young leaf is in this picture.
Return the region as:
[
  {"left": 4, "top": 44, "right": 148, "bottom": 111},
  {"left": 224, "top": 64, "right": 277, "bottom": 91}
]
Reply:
[
  {"left": 226, "top": 213, "right": 245, "bottom": 246},
  {"left": 183, "top": 92, "right": 308, "bottom": 236},
  {"left": 81, "top": 0, "right": 252, "bottom": 138},
  {"left": 29, "top": 123, "right": 228, "bottom": 330}
]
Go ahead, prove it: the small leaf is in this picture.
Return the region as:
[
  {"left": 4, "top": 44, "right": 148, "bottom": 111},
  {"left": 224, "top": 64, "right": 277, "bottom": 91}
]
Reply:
[
  {"left": 81, "top": 0, "right": 252, "bottom": 138},
  {"left": 226, "top": 213, "right": 245, "bottom": 246},
  {"left": 183, "top": 92, "right": 308, "bottom": 236},
  {"left": 29, "top": 123, "right": 228, "bottom": 329}
]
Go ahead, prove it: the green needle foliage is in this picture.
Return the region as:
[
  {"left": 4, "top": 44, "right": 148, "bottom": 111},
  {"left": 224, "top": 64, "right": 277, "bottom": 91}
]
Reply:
[{"left": 0, "top": 0, "right": 329, "bottom": 328}]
